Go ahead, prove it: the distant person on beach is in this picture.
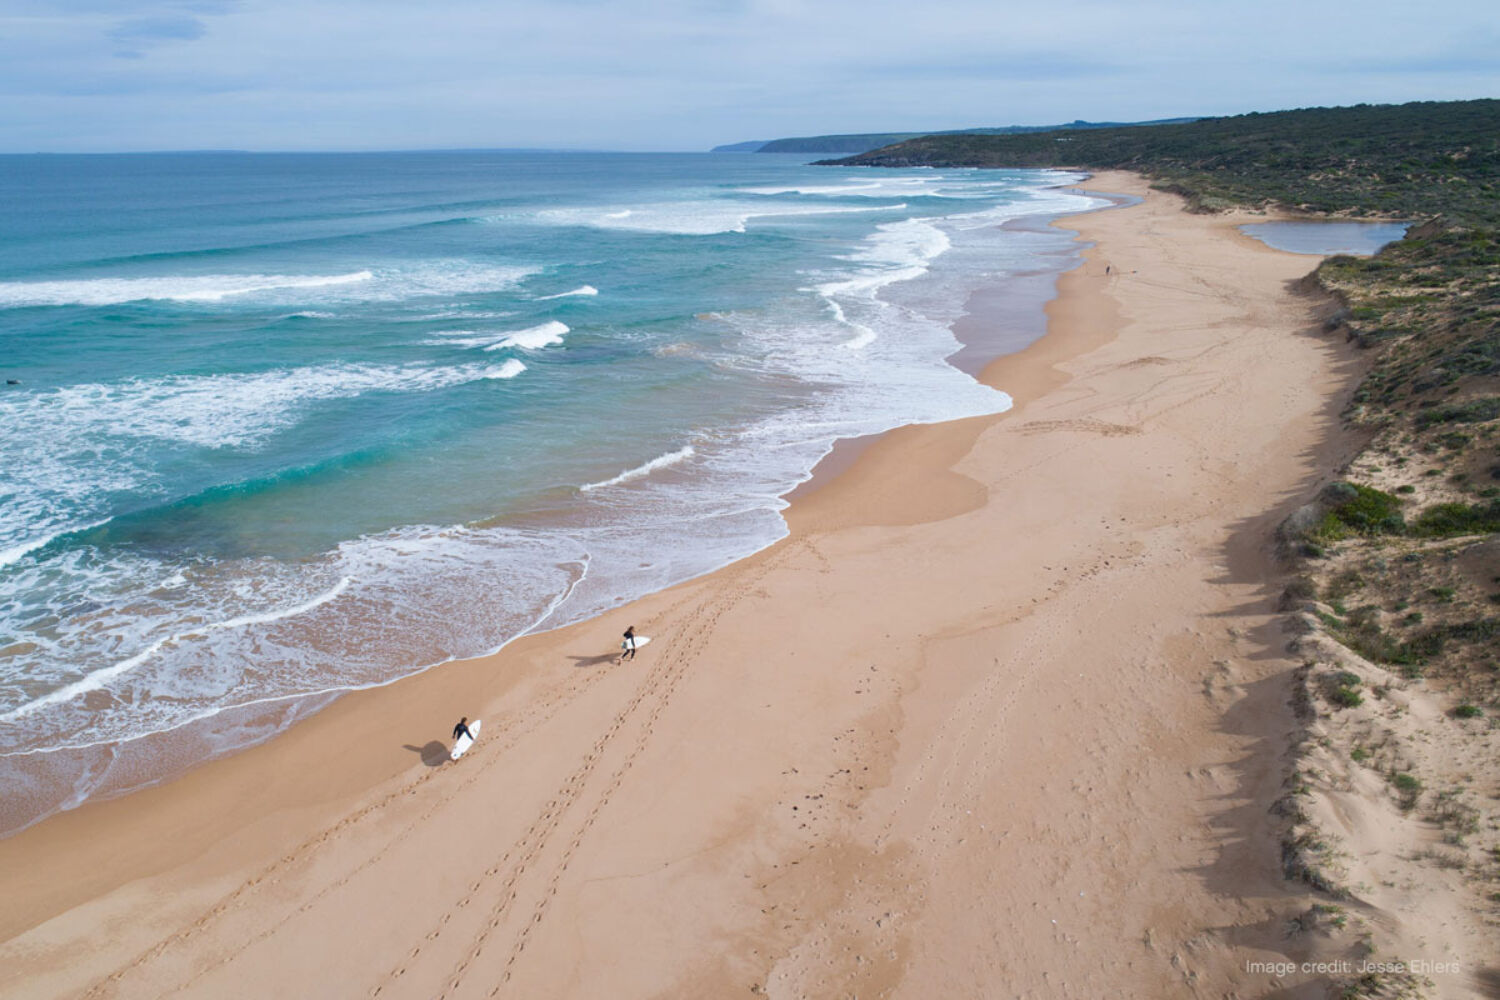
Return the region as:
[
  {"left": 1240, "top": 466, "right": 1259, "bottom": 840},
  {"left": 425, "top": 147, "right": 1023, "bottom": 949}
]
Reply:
[
  {"left": 453, "top": 717, "right": 475, "bottom": 743},
  {"left": 620, "top": 625, "right": 638, "bottom": 662}
]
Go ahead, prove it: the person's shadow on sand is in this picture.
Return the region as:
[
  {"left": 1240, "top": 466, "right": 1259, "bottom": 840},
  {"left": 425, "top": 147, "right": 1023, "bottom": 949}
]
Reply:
[
  {"left": 403, "top": 741, "right": 450, "bottom": 767},
  {"left": 568, "top": 652, "right": 619, "bottom": 668}
]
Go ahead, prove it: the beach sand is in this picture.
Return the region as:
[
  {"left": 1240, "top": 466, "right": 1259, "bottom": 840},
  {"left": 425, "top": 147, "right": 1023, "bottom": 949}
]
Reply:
[{"left": 0, "top": 172, "right": 1359, "bottom": 998}]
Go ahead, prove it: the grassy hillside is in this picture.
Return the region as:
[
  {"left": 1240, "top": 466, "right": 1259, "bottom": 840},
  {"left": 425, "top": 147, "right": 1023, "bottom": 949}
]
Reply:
[
  {"left": 719, "top": 117, "right": 1200, "bottom": 155},
  {"left": 825, "top": 100, "right": 1500, "bottom": 223}
]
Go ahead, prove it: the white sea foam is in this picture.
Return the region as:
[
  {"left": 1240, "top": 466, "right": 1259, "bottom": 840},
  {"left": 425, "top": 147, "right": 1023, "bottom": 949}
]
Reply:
[
  {"left": 483, "top": 359, "right": 527, "bottom": 379},
  {"left": 537, "top": 285, "right": 598, "bottom": 300},
  {"left": 412, "top": 310, "right": 515, "bottom": 321},
  {"left": 825, "top": 300, "right": 877, "bottom": 350},
  {"left": 421, "top": 331, "right": 499, "bottom": 348},
  {"left": 0, "top": 355, "right": 532, "bottom": 579},
  {"left": 840, "top": 328, "right": 877, "bottom": 350},
  {"left": 0, "top": 518, "right": 112, "bottom": 569},
  {"left": 218, "top": 575, "right": 353, "bottom": 629},
  {"left": 372, "top": 263, "right": 538, "bottom": 301},
  {"left": 0, "top": 522, "right": 591, "bottom": 760},
  {"left": 739, "top": 181, "right": 885, "bottom": 196},
  {"left": 937, "top": 184, "right": 1100, "bottom": 233},
  {"left": 1, "top": 576, "right": 353, "bottom": 722},
  {"left": 0, "top": 271, "right": 374, "bottom": 307},
  {"left": 483, "top": 320, "right": 568, "bottom": 351},
  {"left": 738, "top": 178, "right": 939, "bottom": 198},
  {"left": 741, "top": 174, "right": 1079, "bottom": 203},
  {"left": 802, "top": 216, "right": 954, "bottom": 351},
  {"left": 0, "top": 362, "right": 513, "bottom": 452},
  {"left": 0, "top": 263, "right": 538, "bottom": 309},
  {"left": 423, "top": 328, "right": 554, "bottom": 353},
  {"left": 579, "top": 446, "right": 696, "bottom": 492},
  {"left": 536, "top": 201, "right": 900, "bottom": 236}
]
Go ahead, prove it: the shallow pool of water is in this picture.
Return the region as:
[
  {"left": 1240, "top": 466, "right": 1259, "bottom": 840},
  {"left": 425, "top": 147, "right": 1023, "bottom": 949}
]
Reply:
[{"left": 1240, "top": 220, "right": 1409, "bottom": 256}]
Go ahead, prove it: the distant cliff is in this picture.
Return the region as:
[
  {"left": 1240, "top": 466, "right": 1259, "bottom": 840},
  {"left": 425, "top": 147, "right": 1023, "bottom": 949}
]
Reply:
[
  {"left": 710, "top": 140, "right": 773, "bottom": 153},
  {"left": 711, "top": 118, "right": 1199, "bottom": 155}
]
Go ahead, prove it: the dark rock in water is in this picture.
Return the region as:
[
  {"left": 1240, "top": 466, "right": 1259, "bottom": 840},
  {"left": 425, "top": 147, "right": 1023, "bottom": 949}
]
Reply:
[{"left": 5, "top": 379, "right": 18, "bottom": 385}]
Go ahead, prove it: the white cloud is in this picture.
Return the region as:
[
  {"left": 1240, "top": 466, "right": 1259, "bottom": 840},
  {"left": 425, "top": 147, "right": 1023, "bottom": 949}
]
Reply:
[{"left": 0, "top": 0, "right": 1494, "bottom": 151}]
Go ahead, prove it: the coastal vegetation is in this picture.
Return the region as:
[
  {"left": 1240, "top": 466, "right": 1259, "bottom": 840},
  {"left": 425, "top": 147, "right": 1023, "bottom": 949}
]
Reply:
[
  {"left": 822, "top": 99, "right": 1499, "bottom": 221},
  {"left": 713, "top": 116, "right": 1200, "bottom": 154},
  {"left": 828, "top": 98, "right": 1500, "bottom": 995},
  {"left": 830, "top": 98, "right": 1500, "bottom": 702}
]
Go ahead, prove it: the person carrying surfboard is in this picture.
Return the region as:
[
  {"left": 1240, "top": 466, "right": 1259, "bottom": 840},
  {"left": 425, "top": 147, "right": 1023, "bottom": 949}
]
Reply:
[
  {"left": 620, "top": 626, "right": 638, "bottom": 662},
  {"left": 453, "top": 717, "right": 476, "bottom": 743}
]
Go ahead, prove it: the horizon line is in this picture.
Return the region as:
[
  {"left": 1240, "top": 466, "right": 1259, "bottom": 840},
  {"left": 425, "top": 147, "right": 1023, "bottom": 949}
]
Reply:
[{"left": 0, "top": 146, "right": 728, "bottom": 157}]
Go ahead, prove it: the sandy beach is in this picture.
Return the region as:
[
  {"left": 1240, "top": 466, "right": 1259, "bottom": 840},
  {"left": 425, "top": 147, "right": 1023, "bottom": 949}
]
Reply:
[{"left": 0, "top": 172, "right": 1363, "bottom": 998}]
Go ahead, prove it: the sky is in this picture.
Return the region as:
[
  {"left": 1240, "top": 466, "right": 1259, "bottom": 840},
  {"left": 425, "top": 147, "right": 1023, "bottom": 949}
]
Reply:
[{"left": 0, "top": 0, "right": 1496, "bottom": 152}]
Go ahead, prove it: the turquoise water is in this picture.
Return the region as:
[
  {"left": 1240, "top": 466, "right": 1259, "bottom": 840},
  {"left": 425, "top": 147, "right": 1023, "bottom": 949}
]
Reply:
[
  {"left": 0, "top": 152, "right": 1100, "bottom": 832},
  {"left": 1239, "top": 220, "right": 1409, "bottom": 256}
]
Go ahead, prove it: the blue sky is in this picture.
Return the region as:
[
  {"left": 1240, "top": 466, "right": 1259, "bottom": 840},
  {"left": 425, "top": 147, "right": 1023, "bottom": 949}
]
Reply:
[{"left": 1, "top": 0, "right": 1496, "bottom": 152}]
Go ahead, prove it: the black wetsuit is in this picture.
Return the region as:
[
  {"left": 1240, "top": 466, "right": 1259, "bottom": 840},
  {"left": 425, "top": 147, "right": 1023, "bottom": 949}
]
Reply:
[
  {"left": 453, "top": 721, "right": 474, "bottom": 742},
  {"left": 622, "top": 629, "right": 636, "bottom": 659}
]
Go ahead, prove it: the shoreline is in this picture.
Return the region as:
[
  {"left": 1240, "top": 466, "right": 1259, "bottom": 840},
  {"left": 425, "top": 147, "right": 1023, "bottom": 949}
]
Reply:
[
  {"left": 1, "top": 172, "right": 1363, "bottom": 997},
  {"left": 0, "top": 179, "right": 1102, "bottom": 841},
  {"left": 785, "top": 184, "right": 1108, "bottom": 506}
]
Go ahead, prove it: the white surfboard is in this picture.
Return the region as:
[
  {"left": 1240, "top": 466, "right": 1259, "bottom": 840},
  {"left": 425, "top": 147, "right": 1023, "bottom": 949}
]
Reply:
[
  {"left": 620, "top": 635, "right": 652, "bottom": 651},
  {"left": 451, "top": 719, "right": 482, "bottom": 760}
]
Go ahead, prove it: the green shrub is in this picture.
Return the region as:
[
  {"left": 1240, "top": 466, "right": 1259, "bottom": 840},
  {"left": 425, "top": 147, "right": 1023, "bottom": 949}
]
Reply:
[
  {"left": 1414, "top": 396, "right": 1500, "bottom": 429},
  {"left": 1446, "top": 619, "right": 1498, "bottom": 642},
  {"left": 1452, "top": 703, "right": 1483, "bottom": 718},
  {"left": 1326, "top": 571, "right": 1367, "bottom": 598},
  {"left": 1391, "top": 772, "right": 1423, "bottom": 810},
  {"left": 1411, "top": 499, "right": 1500, "bottom": 537},
  {"left": 1330, "top": 686, "right": 1364, "bottom": 708},
  {"left": 1319, "top": 482, "right": 1407, "bottom": 537}
]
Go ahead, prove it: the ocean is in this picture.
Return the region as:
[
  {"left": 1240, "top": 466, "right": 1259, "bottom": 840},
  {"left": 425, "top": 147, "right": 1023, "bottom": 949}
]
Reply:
[{"left": 0, "top": 151, "right": 1101, "bottom": 835}]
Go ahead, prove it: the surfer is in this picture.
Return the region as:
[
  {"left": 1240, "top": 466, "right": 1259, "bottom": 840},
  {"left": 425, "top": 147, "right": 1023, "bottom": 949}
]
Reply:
[
  {"left": 453, "top": 717, "right": 476, "bottom": 744},
  {"left": 620, "top": 625, "right": 638, "bottom": 662}
]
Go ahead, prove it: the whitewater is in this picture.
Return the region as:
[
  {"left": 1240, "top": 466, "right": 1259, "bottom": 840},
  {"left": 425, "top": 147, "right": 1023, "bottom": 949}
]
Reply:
[{"left": 0, "top": 150, "right": 1102, "bottom": 835}]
